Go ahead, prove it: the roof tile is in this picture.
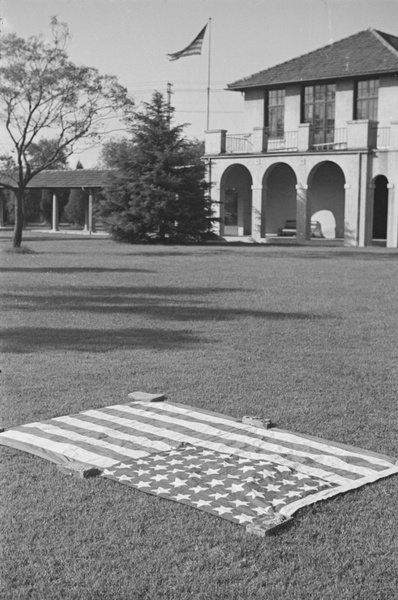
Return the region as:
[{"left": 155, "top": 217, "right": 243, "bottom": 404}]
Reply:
[{"left": 228, "top": 29, "right": 398, "bottom": 90}]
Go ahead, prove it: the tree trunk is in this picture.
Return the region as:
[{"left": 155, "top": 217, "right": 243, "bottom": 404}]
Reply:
[{"left": 13, "top": 188, "right": 24, "bottom": 248}]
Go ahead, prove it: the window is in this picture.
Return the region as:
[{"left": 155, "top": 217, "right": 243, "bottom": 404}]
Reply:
[
  {"left": 355, "top": 79, "right": 379, "bottom": 120},
  {"left": 265, "top": 89, "right": 285, "bottom": 138},
  {"left": 302, "top": 84, "right": 335, "bottom": 145}
]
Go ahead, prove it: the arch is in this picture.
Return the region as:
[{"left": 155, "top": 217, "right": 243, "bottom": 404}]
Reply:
[
  {"left": 307, "top": 161, "right": 346, "bottom": 239},
  {"left": 220, "top": 164, "right": 253, "bottom": 236},
  {"left": 262, "top": 163, "right": 297, "bottom": 236},
  {"left": 372, "top": 175, "right": 389, "bottom": 241}
]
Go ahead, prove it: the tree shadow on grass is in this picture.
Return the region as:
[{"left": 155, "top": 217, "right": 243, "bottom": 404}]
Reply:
[
  {"left": 2, "top": 287, "right": 326, "bottom": 322},
  {"left": 1, "top": 326, "right": 203, "bottom": 353},
  {"left": 0, "top": 267, "right": 154, "bottom": 274}
]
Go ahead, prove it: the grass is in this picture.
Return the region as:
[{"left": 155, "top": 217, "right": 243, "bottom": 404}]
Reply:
[{"left": 1, "top": 230, "right": 398, "bottom": 600}]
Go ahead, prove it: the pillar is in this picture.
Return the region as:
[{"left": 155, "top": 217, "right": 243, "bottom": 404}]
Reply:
[
  {"left": 298, "top": 123, "right": 313, "bottom": 152},
  {"left": 205, "top": 130, "right": 226, "bottom": 155},
  {"left": 296, "top": 184, "right": 311, "bottom": 243},
  {"left": 343, "top": 183, "right": 359, "bottom": 246},
  {"left": 251, "top": 185, "right": 263, "bottom": 241},
  {"left": 0, "top": 193, "right": 5, "bottom": 227},
  {"left": 386, "top": 184, "right": 397, "bottom": 248},
  {"left": 357, "top": 154, "right": 372, "bottom": 247},
  {"left": 83, "top": 193, "right": 89, "bottom": 232},
  {"left": 252, "top": 128, "right": 267, "bottom": 153},
  {"left": 88, "top": 189, "right": 96, "bottom": 234},
  {"left": 51, "top": 191, "right": 59, "bottom": 231},
  {"left": 215, "top": 186, "right": 223, "bottom": 237}
]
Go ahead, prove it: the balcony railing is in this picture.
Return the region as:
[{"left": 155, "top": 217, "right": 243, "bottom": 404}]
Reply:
[
  {"left": 312, "top": 128, "right": 347, "bottom": 151},
  {"left": 266, "top": 131, "right": 298, "bottom": 152},
  {"left": 225, "top": 133, "right": 253, "bottom": 154},
  {"left": 376, "top": 127, "right": 391, "bottom": 148},
  {"left": 206, "top": 122, "right": 397, "bottom": 156}
]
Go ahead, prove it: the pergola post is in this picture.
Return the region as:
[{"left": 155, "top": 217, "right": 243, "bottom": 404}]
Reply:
[
  {"left": 88, "top": 189, "right": 96, "bottom": 234},
  {"left": 83, "top": 192, "right": 89, "bottom": 232},
  {"left": 51, "top": 191, "right": 59, "bottom": 231},
  {"left": 0, "top": 193, "right": 5, "bottom": 227}
]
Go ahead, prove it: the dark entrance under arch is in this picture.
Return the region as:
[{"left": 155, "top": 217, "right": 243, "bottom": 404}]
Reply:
[
  {"left": 221, "top": 165, "right": 252, "bottom": 236},
  {"left": 373, "top": 176, "right": 388, "bottom": 240},
  {"left": 263, "top": 163, "right": 297, "bottom": 237}
]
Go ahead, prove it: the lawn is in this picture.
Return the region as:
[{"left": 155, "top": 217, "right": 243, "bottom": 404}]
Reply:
[{"left": 1, "top": 230, "right": 398, "bottom": 600}]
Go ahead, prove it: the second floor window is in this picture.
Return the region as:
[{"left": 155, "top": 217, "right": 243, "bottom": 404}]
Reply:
[
  {"left": 266, "top": 89, "right": 285, "bottom": 138},
  {"left": 355, "top": 79, "right": 379, "bottom": 120},
  {"left": 302, "top": 84, "right": 336, "bottom": 145}
]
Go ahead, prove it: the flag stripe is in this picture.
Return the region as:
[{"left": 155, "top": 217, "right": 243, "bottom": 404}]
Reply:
[
  {"left": 167, "top": 25, "right": 207, "bottom": 61},
  {"left": 0, "top": 429, "right": 118, "bottom": 467},
  {"left": 54, "top": 415, "right": 173, "bottom": 453},
  {"left": 280, "top": 465, "right": 398, "bottom": 517},
  {"left": 86, "top": 406, "right": 352, "bottom": 485},
  {"left": 146, "top": 402, "right": 395, "bottom": 469},
  {"left": 111, "top": 405, "right": 379, "bottom": 479},
  {"left": 24, "top": 421, "right": 151, "bottom": 462}
]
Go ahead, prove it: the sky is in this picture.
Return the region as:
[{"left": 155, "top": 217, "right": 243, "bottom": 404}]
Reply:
[{"left": 1, "top": 0, "right": 398, "bottom": 167}]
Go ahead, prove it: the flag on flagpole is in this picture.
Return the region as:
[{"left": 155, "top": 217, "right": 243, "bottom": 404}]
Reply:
[{"left": 167, "top": 25, "right": 207, "bottom": 61}]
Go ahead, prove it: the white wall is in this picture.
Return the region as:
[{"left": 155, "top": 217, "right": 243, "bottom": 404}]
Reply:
[
  {"left": 243, "top": 89, "right": 264, "bottom": 132},
  {"left": 378, "top": 75, "right": 398, "bottom": 126},
  {"left": 335, "top": 80, "right": 354, "bottom": 129}
]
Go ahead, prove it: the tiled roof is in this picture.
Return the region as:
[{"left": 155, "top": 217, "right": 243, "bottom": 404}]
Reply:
[
  {"left": 228, "top": 29, "right": 398, "bottom": 90},
  {"left": 26, "top": 169, "right": 108, "bottom": 188},
  {"left": 0, "top": 170, "right": 108, "bottom": 189}
]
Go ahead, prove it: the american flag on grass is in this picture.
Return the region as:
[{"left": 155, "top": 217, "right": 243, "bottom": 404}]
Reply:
[{"left": 1, "top": 400, "right": 397, "bottom": 534}]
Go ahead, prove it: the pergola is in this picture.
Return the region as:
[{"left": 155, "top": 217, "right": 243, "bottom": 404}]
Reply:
[{"left": 0, "top": 170, "right": 108, "bottom": 233}]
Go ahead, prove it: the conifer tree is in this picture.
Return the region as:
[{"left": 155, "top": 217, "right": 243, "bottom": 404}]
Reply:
[
  {"left": 64, "top": 161, "right": 87, "bottom": 226},
  {"left": 98, "top": 92, "right": 212, "bottom": 242}
]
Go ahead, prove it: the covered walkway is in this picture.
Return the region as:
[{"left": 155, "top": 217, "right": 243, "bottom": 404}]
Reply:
[{"left": 0, "top": 170, "right": 108, "bottom": 233}]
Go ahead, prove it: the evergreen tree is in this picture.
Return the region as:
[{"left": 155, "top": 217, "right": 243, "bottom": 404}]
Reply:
[
  {"left": 63, "top": 161, "right": 87, "bottom": 226},
  {"left": 98, "top": 92, "right": 213, "bottom": 243}
]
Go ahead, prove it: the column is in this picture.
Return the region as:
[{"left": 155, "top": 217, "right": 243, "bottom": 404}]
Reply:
[
  {"left": 251, "top": 185, "right": 263, "bottom": 241},
  {"left": 204, "top": 130, "right": 226, "bottom": 155},
  {"left": 295, "top": 184, "right": 311, "bottom": 243},
  {"left": 357, "top": 154, "right": 372, "bottom": 247},
  {"left": 343, "top": 183, "right": 358, "bottom": 246},
  {"left": 386, "top": 184, "right": 397, "bottom": 248},
  {"left": 237, "top": 190, "right": 244, "bottom": 237},
  {"left": 0, "top": 193, "right": 5, "bottom": 227},
  {"left": 83, "top": 193, "right": 89, "bottom": 232},
  {"left": 88, "top": 189, "right": 96, "bottom": 234},
  {"left": 215, "top": 186, "right": 223, "bottom": 237},
  {"left": 298, "top": 123, "right": 313, "bottom": 152},
  {"left": 51, "top": 191, "right": 59, "bottom": 231},
  {"left": 252, "top": 128, "right": 267, "bottom": 153}
]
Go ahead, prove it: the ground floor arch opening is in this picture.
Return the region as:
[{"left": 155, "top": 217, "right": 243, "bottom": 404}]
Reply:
[
  {"left": 220, "top": 165, "right": 252, "bottom": 236},
  {"left": 372, "top": 175, "right": 389, "bottom": 241},
  {"left": 263, "top": 163, "right": 297, "bottom": 237},
  {"left": 308, "top": 161, "right": 346, "bottom": 240}
]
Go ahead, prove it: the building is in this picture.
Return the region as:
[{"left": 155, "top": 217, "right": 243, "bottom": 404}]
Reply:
[{"left": 204, "top": 29, "right": 398, "bottom": 247}]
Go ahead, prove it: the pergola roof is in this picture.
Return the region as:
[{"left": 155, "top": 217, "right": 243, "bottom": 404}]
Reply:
[{"left": 0, "top": 169, "right": 109, "bottom": 190}]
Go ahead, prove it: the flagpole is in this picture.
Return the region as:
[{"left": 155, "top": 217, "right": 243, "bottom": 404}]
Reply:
[{"left": 206, "top": 18, "right": 212, "bottom": 131}]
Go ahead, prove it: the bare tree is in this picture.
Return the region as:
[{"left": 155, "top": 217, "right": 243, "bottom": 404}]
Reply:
[{"left": 0, "top": 17, "right": 134, "bottom": 247}]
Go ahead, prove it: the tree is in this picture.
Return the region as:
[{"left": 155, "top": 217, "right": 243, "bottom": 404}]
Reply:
[
  {"left": 0, "top": 17, "right": 134, "bottom": 247},
  {"left": 63, "top": 161, "right": 87, "bottom": 227},
  {"left": 98, "top": 92, "right": 212, "bottom": 243}
]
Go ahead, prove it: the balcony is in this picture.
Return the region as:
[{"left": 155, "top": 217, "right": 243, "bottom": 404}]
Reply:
[
  {"left": 225, "top": 133, "right": 253, "bottom": 154},
  {"left": 205, "top": 122, "right": 397, "bottom": 155}
]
